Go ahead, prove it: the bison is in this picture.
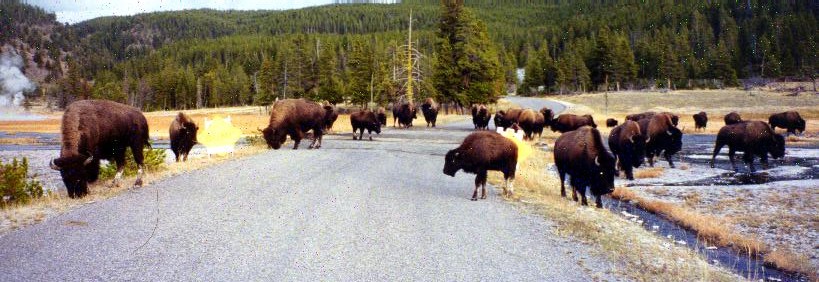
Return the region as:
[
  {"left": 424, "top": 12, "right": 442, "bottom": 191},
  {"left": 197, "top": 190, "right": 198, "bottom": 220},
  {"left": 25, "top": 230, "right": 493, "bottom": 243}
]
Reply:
[
  {"left": 693, "top": 111, "right": 708, "bottom": 131},
  {"left": 554, "top": 126, "right": 617, "bottom": 208},
  {"left": 724, "top": 112, "right": 742, "bottom": 125},
  {"left": 323, "top": 105, "right": 338, "bottom": 131},
  {"left": 540, "top": 107, "right": 554, "bottom": 128},
  {"left": 350, "top": 110, "right": 382, "bottom": 141},
  {"left": 711, "top": 121, "right": 785, "bottom": 172},
  {"left": 421, "top": 98, "right": 438, "bottom": 127},
  {"left": 261, "top": 98, "right": 326, "bottom": 150},
  {"left": 471, "top": 104, "right": 492, "bottom": 130},
  {"left": 608, "top": 120, "right": 646, "bottom": 180},
  {"left": 376, "top": 107, "right": 387, "bottom": 126},
  {"left": 550, "top": 114, "right": 597, "bottom": 133},
  {"left": 606, "top": 118, "right": 619, "bottom": 128},
  {"left": 169, "top": 112, "right": 198, "bottom": 162},
  {"left": 493, "top": 108, "right": 523, "bottom": 131},
  {"left": 644, "top": 113, "right": 683, "bottom": 168},
  {"left": 517, "top": 109, "right": 546, "bottom": 140},
  {"left": 395, "top": 103, "right": 417, "bottom": 128},
  {"left": 768, "top": 111, "right": 805, "bottom": 135},
  {"left": 49, "top": 100, "right": 150, "bottom": 198},
  {"left": 443, "top": 131, "right": 518, "bottom": 200}
]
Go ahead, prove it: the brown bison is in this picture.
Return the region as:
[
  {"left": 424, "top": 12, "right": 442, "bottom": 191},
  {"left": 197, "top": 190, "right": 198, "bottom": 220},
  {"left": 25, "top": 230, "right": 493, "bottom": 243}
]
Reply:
[
  {"left": 169, "top": 112, "right": 198, "bottom": 162},
  {"left": 376, "top": 107, "right": 387, "bottom": 126},
  {"left": 261, "top": 98, "right": 326, "bottom": 150},
  {"left": 350, "top": 110, "right": 382, "bottom": 141},
  {"left": 421, "top": 98, "right": 438, "bottom": 127},
  {"left": 724, "top": 112, "right": 742, "bottom": 125},
  {"left": 323, "top": 105, "right": 338, "bottom": 130},
  {"left": 644, "top": 113, "right": 683, "bottom": 168},
  {"left": 494, "top": 108, "right": 523, "bottom": 131},
  {"left": 606, "top": 118, "right": 619, "bottom": 128},
  {"left": 471, "top": 104, "right": 492, "bottom": 130},
  {"left": 443, "top": 131, "right": 518, "bottom": 200},
  {"left": 625, "top": 112, "right": 656, "bottom": 122},
  {"left": 768, "top": 111, "right": 805, "bottom": 135},
  {"left": 554, "top": 126, "right": 617, "bottom": 208},
  {"left": 608, "top": 120, "right": 646, "bottom": 180},
  {"left": 50, "top": 100, "right": 150, "bottom": 198},
  {"left": 550, "top": 114, "right": 597, "bottom": 133},
  {"left": 693, "top": 111, "right": 708, "bottom": 131},
  {"left": 540, "top": 107, "right": 554, "bottom": 127},
  {"left": 711, "top": 121, "right": 785, "bottom": 172},
  {"left": 395, "top": 103, "right": 417, "bottom": 128},
  {"left": 517, "top": 109, "right": 546, "bottom": 140}
]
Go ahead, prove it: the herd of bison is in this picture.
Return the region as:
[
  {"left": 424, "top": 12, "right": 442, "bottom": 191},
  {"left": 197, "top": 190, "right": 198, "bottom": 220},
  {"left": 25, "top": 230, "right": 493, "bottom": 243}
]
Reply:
[{"left": 47, "top": 98, "right": 806, "bottom": 208}]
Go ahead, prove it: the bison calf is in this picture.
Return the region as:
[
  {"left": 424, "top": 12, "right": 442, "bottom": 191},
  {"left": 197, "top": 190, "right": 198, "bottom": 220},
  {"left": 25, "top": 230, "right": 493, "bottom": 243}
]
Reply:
[
  {"left": 768, "top": 111, "right": 805, "bottom": 135},
  {"left": 554, "top": 126, "right": 617, "bottom": 208},
  {"left": 350, "top": 110, "right": 382, "bottom": 141},
  {"left": 711, "top": 121, "right": 785, "bottom": 172},
  {"left": 169, "top": 112, "right": 198, "bottom": 162},
  {"left": 693, "top": 112, "right": 708, "bottom": 131},
  {"left": 443, "top": 131, "right": 518, "bottom": 200}
]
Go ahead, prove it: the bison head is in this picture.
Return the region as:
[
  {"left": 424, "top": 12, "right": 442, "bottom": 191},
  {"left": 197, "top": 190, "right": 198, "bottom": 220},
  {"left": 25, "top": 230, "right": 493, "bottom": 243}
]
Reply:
[
  {"left": 181, "top": 120, "right": 199, "bottom": 143},
  {"left": 377, "top": 112, "right": 387, "bottom": 126},
  {"left": 50, "top": 154, "right": 98, "bottom": 198},
  {"left": 443, "top": 149, "right": 462, "bottom": 176},
  {"left": 590, "top": 153, "right": 617, "bottom": 196},
  {"left": 667, "top": 127, "right": 684, "bottom": 155},
  {"left": 262, "top": 126, "right": 287, "bottom": 150},
  {"left": 627, "top": 134, "right": 647, "bottom": 168},
  {"left": 770, "top": 134, "right": 786, "bottom": 159}
]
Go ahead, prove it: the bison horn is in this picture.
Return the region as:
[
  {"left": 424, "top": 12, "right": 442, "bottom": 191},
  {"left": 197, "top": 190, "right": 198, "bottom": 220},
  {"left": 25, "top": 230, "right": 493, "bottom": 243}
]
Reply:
[
  {"left": 666, "top": 130, "right": 673, "bottom": 136},
  {"left": 646, "top": 136, "right": 651, "bottom": 143},
  {"left": 84, "top": 155, "right": 94, "bottom": 165},
  {"left": 595, "top": 156, "right": 600, "bottom": 166},
  {"left": 49, "top": 159, "right": 61, "bottom": 170},
  {"left": 629, "top": 135, "right": 635, "bottom": 143}
]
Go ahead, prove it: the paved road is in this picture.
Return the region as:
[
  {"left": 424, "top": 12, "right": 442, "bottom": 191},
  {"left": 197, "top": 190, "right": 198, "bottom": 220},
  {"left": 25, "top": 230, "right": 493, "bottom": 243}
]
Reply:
[{"left": 0, "top": 97, "right": 620, "bottom": 281}]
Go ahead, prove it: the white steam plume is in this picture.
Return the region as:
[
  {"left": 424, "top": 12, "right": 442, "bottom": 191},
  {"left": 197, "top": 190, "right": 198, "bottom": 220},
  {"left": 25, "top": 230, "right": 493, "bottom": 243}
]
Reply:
[{"left": 0, "top": 51, "right": 36, "bottom": 107}]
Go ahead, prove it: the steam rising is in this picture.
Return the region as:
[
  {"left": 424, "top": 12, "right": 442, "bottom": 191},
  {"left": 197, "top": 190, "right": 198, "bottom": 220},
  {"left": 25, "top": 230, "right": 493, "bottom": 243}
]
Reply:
[{"left": 0, "top": 51, "right": 36, "bottom": 107}]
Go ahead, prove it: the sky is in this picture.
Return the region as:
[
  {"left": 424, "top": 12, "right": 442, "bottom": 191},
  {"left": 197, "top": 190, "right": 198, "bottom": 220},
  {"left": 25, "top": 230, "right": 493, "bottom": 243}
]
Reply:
[{"left": 26, "top": 0, "right": 345, "bottom": 24}]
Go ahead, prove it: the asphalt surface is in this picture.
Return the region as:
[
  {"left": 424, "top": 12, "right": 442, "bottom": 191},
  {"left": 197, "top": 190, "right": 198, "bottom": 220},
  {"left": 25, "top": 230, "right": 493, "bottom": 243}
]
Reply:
[{"left": 0, "top": 97, "right": 620, "bottom": 281}]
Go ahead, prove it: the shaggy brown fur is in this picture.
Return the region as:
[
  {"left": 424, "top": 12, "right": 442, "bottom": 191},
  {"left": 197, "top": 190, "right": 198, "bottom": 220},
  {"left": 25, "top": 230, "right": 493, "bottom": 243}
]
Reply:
[
  {"left": 645, "top": 113, "right": 683, "bottom": 168},
  {"left": 395, "top": 103, "right": 417, "bottom": 128},
  {"left": 693, "top": 111, "right": 708, "bottom": 131},
  {"left": 768, "top": 111, "right": 805, "bottom": 135},
  {"left": 494, "top": 108, "right": 523, "bottom": 131},
  {"left": 261, "top": 99, "right": 326, "bottom": 150},
  {"left": 443, "top": 131, "right": 518, "bottom": 200},
  {"left": 323, "top": 105, "right": 338, "bottom": 130},
  {"left": 421, "top": 98, "right": 438, "bottom": 127},
  {"left": 724, "top": 112, "right": 742, "bottom": 125},
  {"left": 711, "top": 121, "right": 785, "bottom": 172},
  {"left": 517, "top": 109, "right": 546, "bottom": 140},
  {"left": 608, "top": 120, "right": 646, "bottom": 180},
  {"left": 51, "top": 100, "right": 150, "bottom": 198},
  {"left": 550, "top": 114, "right": 597, "bottom": 133},
  {"left": 554, "top": 126, "right": 617, "bottom": 208},
  {"left": 471, "top": 104, "right": 491, "bottom": 130},
  {"left": 376, "top": 107, "right": 387, "bottom": 126},
  {"left": 350, "top": 110, "right": 382, "bottom": 141},
  {"left": 169, "top": 112, "right": 198, "bottom": 162}
]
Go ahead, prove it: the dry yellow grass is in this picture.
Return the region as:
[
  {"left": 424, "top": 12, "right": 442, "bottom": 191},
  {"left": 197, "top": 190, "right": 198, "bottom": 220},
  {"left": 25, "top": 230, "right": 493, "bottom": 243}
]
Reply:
[
  {"left": 484, "top": 145, "right": 738, "bottom": 281},
  {"left": 764, "top": 248, "right": 817, "bottom": 280},
  {"left": 633, "top": 167, "right": 664, "bottom": 179},
  {"left": 0, "top": 137, "right": 39, "bottom": 145}
]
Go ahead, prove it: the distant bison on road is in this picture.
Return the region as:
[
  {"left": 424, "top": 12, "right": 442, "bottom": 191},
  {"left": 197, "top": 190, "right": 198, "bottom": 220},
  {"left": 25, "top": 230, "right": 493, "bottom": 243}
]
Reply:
[
  {"left": 421, "top": 98, "right": 439, "bottom": 127},
  {"left": 350, "top": 110, "right": 382, "bottom": 141},
  {"left": 606, "top": 118, "right": 618, "bottom": 128},
  {"left": 261, "top": 99, "right": 326, "bottom": 150},
  {"left": 50, "top": 100, "right": 150, "bottom": 198},
  {"left": 443, "top": 131, "right": 518, "bottom": 200},
  {"left": 517, "top": 109, "right": 546, "bottom": 140},
  {"left": 494, "top": 108, "right": 523, "bottom": 131},
  {"left": 724, "top": 112, "right": 742, "bottom": 125},
  {"left": 394, "top": 103, "right": 417, "bottom": 128},
  {"left": 554, "top": 126, "right": 617, "bottom": 208},
  {"left": 711, "top": 121, "right": 785, "bottom": 172},
  {"left": 693, "top": 112, "right": 708, "bottom": 131},
  {"left": 768, "top": 111, "right": 805, "bottom": 135},
  {"left": 169, "top": 112, "right": 198, "bottom": 162},
  {"left": 550, "top": 114, "right": 596, "bottom": 133},
  {"left": 471, "top": 104, "right": 491, "bottom": 130}
]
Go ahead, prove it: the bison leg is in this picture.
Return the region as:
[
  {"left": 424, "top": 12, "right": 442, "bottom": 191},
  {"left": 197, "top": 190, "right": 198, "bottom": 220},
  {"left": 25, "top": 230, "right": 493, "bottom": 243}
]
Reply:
[
  {"left": 352, "top": 127, "right": 358, "bottom": 140},
  {"left": 624, "top": 161, "right": 635, "bottom": 181},
  {"left": 368, "top": 129, "right": 373, "bottom": 141},
  {"left": 131, "top": 145, "right": 145, "bottom": 188},
  {"left": 743, "top": 152, "right": 756, "bottom": 173},
  {"left": 710, "top": 141, "right": 725, "bottom": 168},
  {"left": 579, "top": 187, "right": 588, "bottom": 206},
  {"left": 728, "top": 148, "right": 738, "bottom": 172},
  {"left": 595, "top": 195, "right": 603, "bottom": 208},
  {"left": 760, "top": 153, "right": 770, "bottom": 170},
  {"left": 664, "top": 151, "right": 676, "bottom": 168},
  {"left": 112, "top": 152, "right": 126, "bottom": 187},
  {"left": 557, "top": 170, "right": 567, "bottom": 198},
  {"left": 473, "top": 171, "right": 487, "bottom": 201}
]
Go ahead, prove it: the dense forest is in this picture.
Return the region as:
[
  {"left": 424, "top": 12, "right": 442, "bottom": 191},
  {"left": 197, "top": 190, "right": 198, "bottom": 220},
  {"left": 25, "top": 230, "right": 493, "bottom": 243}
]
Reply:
[{"left": 0, "top": 0, "right": 816, "bottom": 110}]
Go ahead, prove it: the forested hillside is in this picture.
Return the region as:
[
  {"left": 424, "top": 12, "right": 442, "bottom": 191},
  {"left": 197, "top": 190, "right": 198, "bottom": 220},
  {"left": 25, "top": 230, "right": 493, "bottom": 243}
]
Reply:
[{"left": 1, "top": 0, "right": 816, "bottom": 110}]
